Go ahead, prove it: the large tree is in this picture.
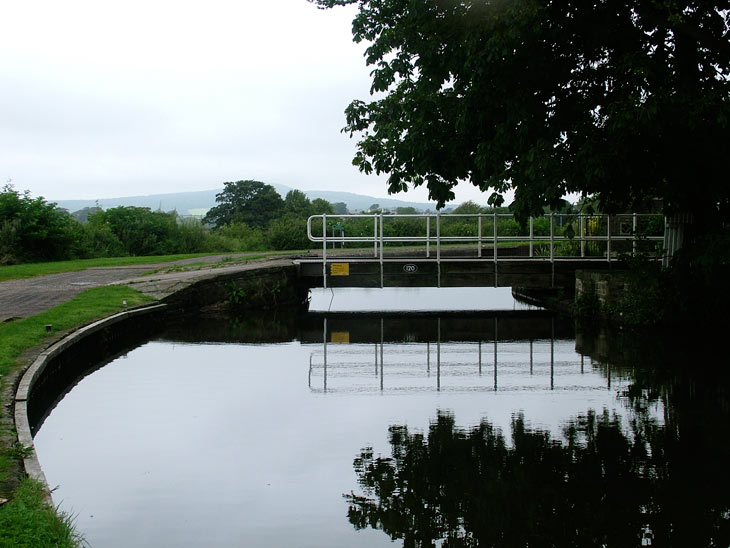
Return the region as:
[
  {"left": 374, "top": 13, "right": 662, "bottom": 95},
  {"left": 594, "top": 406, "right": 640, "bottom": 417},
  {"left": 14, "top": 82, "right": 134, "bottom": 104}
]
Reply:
[
  {"left": 314, "top": 0, "right": 730, "bottom": 226},
  {"left": 203, "top": 180, "right": 284, "bottom": 229}
]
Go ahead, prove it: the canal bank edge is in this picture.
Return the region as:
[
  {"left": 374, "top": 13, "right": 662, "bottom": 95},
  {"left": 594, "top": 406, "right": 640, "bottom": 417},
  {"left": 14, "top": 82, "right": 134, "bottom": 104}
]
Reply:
[
  {"left": 13, "top": 304, "right": 169, "bottom": 503},
  {"left": 10, "top": 259, "right": 307, "bottom": 505},
  {"left": 514, "top": 269, "right": 642, "bottom": 325}
]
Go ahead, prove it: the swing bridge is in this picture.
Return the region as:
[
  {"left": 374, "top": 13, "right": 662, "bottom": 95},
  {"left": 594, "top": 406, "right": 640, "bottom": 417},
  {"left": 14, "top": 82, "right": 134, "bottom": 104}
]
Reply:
[{"left": 295, "top": 212, "right": 665, "bottom": 289}]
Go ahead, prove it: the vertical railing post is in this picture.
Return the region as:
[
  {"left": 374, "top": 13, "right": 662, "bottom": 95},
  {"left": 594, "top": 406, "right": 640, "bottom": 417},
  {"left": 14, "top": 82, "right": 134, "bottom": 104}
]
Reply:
[
  {"left": 426, "top": 215, "right": 431, "bottom": 258},
  {"left": 632, "top": 213, "right": 638, "bottom": 256},
  {"left": 580, "top": 215, "right": 586, "bottom": 257},
  {"left": 379, "top": 212, "right": 384, "bottom": 288},
  {"left": 373, "top": 215, "right": 378, "bottom": 257},
  {"left": 436, "top": 213, "right": 441, "bottom": 288},
  {"left": 493, "top": 213, "right": 498, "bottom": 287},
  {"left": 478, "top": 214, "right": 482, "bottom": 257},
  {"left": 549, "top": 214, "right": 554, "bottom": 263},
  {"left": 322, "top": 214, "right": 327, "bottom": 289},
  {"left": 529, "top": 216, "right": 534, "bottom": 257},
  {"left": 607, "top": 215, "right": 612, "bottom": 263}
]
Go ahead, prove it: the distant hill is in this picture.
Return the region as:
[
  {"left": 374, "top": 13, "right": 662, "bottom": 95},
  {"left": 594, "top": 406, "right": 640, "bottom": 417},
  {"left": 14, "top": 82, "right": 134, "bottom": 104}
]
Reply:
[
  {"left": 302, "top": 190, "right": 440, "bottom": 212},
  {"left": 53, "top": 185, "right": 441, "bottom": 216}
]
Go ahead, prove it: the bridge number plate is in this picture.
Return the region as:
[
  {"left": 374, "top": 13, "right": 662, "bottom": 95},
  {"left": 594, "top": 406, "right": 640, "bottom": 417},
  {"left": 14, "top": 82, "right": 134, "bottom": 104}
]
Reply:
[
  {"left": 330, "top": 263, "right": 350, "bottom": 276},
  {"left": 403, "top": 264, "right": 418, "bottom": 273}
]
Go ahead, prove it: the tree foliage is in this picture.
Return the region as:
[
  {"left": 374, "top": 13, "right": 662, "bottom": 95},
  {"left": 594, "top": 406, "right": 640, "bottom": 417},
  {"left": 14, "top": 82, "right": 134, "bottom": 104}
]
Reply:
[
  {"left": 284, "top": 189, "right": 314, "bottom": 217},
  {"left": 203, "top": 180, "right": 284, "bottom": 229},
  {"left": 0, "top": 185, "right": 77, "bottom": 263},
  {"left": 314, "top": 0, "right": 730, "bottom": 223}
]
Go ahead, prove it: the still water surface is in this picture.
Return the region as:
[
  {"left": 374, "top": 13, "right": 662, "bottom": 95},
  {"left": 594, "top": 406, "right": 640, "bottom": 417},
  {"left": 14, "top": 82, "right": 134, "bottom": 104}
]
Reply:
[{"left": 33, "top": 288, "right": 730, "bottom": 547}]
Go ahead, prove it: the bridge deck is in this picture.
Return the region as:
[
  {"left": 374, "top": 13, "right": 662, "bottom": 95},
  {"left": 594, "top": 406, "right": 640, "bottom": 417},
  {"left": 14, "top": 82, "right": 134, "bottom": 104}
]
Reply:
[
  {"left": 302, "top": 212, "right": 664, "bottom": 288},
  {"left": 295, "top": 256, "right": 621, "bottom": 288}
]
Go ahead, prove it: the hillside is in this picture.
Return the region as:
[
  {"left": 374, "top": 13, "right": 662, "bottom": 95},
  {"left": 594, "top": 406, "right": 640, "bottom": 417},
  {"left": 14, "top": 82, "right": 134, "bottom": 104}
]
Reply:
[{"left": 53, "top": 185, "right": 441, "bottom": 216}]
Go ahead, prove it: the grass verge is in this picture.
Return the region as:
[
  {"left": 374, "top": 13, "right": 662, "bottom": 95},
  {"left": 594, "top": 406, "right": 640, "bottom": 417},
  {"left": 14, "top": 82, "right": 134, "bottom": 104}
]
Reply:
[
  {"left": 0, "top": 286, "right": 155, "bottom": 376},
  {"left": 0, "top": 253, "right": 225, "bottom": 282},
  {"left": 0, "top": 479, "right": 85, "bottom": 548},
  {"left": 0, "top": 285, "right": 156, "bottom": 547},
  {"left": 0, "top": 250, "right": 308, "bottom": 282}
]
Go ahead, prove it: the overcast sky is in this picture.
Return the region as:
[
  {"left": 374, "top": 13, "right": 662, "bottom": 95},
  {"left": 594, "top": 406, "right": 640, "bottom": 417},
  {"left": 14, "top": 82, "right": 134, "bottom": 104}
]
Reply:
[{"left": 1, "top": 0, "right": 492, "bottom": 206}]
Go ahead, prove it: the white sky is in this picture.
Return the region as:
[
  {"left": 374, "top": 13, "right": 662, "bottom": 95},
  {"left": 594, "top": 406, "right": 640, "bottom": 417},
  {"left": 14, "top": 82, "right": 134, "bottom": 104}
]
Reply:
[{"left": 0, "top": 0, "right": 491, "bottom": 205}]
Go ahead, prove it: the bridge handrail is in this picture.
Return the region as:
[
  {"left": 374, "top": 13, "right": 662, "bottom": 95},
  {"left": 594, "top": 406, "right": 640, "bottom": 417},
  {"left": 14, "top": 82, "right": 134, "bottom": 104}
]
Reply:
[
  {"left": 307, "top": 212, "right": 664, "bottom": 248},
  {"left": 306, "top": 212, "right": 664, "bottom": 288}
]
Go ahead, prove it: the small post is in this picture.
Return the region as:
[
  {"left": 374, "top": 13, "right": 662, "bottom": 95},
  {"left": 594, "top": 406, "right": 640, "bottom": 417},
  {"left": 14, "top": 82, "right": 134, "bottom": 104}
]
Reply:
[
  {"left": 606, "top": 215, "right": 612, "bottom": 263},
  {"left": 529, "top": 216, "right": 534, "bottom": 258},
  {"left": 45, "top": 324, "right": 52, "bottom": 333},
  {"left": 580, "top": 215, "right": 586, "bottom": 257}
]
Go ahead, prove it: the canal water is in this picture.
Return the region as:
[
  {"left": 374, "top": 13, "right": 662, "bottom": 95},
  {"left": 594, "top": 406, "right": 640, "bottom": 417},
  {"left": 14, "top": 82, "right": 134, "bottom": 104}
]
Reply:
[{"left": 32, "top": 288, "right": 730, "bottom": 547}]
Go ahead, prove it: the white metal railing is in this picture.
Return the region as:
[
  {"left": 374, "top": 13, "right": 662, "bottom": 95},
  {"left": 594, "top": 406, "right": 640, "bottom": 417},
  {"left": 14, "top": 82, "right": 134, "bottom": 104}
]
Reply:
[{"left": 305, "top": 213, "right": 665, "bottom": 288}]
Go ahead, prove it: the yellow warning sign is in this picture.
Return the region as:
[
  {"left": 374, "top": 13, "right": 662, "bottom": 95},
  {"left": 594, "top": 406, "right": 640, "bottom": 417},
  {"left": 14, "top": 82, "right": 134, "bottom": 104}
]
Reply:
[
  {"left": 331, "top": 331, "right": 350, "bottom": 343},
  {"left": 330, "top": 263, "right": 350, "bottom": 276}
]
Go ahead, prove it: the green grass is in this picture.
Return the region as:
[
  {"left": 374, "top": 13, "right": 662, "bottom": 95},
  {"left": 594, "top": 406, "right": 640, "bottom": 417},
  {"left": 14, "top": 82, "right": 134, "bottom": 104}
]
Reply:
[
  {"left": 0, "top": 286, "right": 155, "bottom": 377},
  {"left": 0, "top": 250, "right": 309, "bottom": 282},
  {"left": 0, "top": 478, "right": 84, "bottom": 548},
  {"left": 0, "top": 253, "right": 222, "bottom": 282},
  {"left": 0, "top": 285, "right": 156, "bottom": 547}
]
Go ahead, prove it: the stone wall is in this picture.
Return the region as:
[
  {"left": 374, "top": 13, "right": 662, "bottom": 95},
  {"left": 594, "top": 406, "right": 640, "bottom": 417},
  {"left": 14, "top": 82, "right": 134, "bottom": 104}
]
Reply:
[
  {"left": 160, "top": 263, "right": 309, "bottom": 314},
  {"left": 574, "top": 270, "right": 630, "bottom": 309}
]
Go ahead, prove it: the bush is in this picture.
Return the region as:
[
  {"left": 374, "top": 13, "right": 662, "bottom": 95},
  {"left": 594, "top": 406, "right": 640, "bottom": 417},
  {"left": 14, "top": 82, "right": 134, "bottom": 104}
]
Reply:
[
  {"left": 0, "top": 186, "right": 79, "bottom": 262},
  {"left": 266, "top": 216, "right": 311, "bottom": 250},
  {"left": 217, "top": 222, "right": 266, "bottom": 251}
]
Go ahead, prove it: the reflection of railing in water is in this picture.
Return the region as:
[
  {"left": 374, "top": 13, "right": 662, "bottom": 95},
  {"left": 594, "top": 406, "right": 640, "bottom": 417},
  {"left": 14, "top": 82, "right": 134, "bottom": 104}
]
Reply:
[{"left": 308, "top": 317, "right": 614, "bottom": 393}]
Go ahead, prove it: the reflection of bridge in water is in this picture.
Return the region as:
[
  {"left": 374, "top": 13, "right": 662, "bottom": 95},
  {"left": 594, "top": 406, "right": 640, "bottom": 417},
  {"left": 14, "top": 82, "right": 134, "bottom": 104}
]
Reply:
[{"left": 306, "top": 312, "right": 618, "bottom": 393}]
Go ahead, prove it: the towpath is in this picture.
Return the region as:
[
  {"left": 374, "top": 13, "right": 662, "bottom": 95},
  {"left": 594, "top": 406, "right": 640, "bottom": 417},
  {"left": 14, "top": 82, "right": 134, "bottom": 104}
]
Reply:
[{"left": 0, "top": 253, "right": 297, "bottom": 323}]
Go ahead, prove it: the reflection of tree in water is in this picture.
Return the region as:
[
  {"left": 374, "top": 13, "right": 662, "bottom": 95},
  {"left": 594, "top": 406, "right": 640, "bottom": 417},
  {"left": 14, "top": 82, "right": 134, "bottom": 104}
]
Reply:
[{"left": 345, "top": 410, "right": 730, "bottom": 547}]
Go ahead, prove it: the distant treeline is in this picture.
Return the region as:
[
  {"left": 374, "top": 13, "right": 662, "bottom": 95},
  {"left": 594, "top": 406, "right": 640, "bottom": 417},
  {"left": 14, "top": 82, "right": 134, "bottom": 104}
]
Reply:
[
  {"left": 2, "top": 180, "right": 642, "bottom": 265},
  {"left": 0, "top": 182, "right": 331, "bottom": 263}
]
